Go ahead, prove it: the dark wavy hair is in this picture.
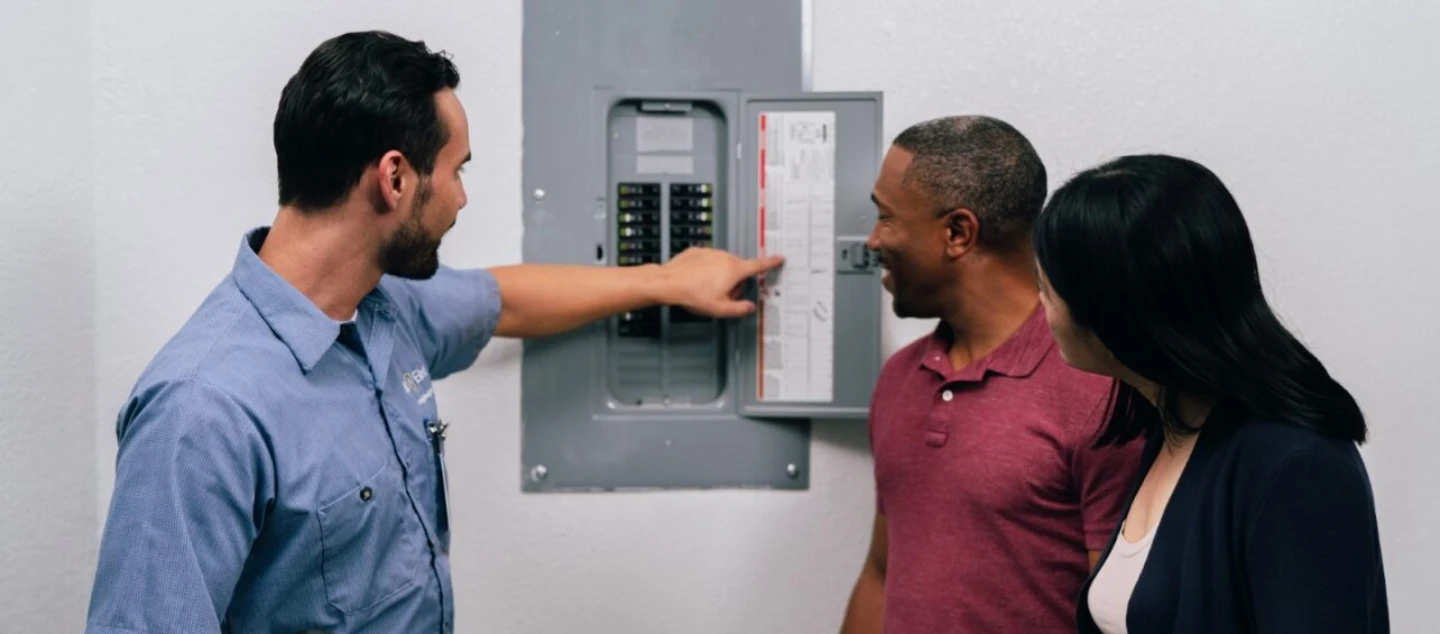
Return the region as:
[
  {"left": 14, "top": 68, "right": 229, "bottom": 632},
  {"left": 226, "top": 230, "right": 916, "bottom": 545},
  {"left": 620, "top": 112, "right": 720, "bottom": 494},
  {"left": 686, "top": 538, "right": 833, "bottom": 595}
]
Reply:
[{"left": 1034, "top": 154, "right": 1366, "bottom": 445}]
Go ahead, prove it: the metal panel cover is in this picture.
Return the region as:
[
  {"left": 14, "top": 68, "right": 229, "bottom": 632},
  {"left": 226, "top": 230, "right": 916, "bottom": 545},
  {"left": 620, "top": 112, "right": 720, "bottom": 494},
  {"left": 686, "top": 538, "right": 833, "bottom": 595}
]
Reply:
[{"left": 519, "top": 0, "right": 880, "bottom": 492}]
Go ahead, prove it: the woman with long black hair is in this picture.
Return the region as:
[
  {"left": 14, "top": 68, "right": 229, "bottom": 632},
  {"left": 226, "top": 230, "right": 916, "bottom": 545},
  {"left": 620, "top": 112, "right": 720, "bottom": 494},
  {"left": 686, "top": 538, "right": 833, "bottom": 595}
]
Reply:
[{"left": 1032, "top": 154, "right": 1388, "bottom": 633}]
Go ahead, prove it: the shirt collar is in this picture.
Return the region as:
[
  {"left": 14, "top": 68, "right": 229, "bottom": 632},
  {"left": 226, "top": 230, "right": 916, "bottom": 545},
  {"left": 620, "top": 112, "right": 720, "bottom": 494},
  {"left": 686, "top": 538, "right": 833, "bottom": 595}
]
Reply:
[
  {"left": 231, "top": 227, "right": 386, "bottom": 373},
  {"left": 919, "top": 304, "right": 1054, "bottom": 382}
]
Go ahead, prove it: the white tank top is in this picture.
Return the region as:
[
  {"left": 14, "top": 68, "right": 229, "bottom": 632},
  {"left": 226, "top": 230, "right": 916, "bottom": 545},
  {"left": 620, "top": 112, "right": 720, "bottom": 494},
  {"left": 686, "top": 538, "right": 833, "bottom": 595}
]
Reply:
[{"left": 1088, "top": 520, "right": 1158, "bottom": 634}]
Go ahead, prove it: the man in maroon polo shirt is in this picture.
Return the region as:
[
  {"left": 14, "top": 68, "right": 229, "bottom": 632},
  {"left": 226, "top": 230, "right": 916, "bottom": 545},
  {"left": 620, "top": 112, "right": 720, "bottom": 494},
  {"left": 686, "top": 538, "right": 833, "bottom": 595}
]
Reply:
[{"left": 839, "top": 116, "right": 1144, "bottom": 633}]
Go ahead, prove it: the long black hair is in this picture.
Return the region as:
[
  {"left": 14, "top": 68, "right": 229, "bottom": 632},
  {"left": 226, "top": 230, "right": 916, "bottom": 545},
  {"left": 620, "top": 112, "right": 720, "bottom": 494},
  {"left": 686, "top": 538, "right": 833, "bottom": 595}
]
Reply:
[{"left": 1033, "top": 154, "right": 1366, "bottom": 445}]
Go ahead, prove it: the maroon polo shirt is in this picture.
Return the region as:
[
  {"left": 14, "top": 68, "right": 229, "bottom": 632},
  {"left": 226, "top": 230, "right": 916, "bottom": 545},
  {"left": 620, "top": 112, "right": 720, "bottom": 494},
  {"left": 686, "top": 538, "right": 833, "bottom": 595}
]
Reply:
[{"left": 870, "top": 306, "right": 1143, "bottom": 633}]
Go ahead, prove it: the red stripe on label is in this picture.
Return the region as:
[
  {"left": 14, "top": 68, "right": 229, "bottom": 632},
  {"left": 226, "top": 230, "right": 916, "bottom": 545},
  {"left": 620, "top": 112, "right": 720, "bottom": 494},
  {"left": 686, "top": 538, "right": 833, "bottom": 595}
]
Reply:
[
  {"left": 757, "top": 114, "right": 768, "bottom": 399},
  {"left": 759, "top": 115, "right": 767, "bottom": 249}
]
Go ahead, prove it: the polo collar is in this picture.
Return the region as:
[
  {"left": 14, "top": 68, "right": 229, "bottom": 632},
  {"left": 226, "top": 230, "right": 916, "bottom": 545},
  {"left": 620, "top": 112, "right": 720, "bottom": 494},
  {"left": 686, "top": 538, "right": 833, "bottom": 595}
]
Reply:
[{"left": 919, "top": 304, "right": 1054, "bottom": 382}]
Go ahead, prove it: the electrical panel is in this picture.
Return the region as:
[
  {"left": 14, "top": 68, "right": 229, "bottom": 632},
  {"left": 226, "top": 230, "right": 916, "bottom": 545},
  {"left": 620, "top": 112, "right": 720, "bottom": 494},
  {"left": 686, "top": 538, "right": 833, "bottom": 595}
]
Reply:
[{"left": 520, "top": 0, "right": 883, "bottom": 492}]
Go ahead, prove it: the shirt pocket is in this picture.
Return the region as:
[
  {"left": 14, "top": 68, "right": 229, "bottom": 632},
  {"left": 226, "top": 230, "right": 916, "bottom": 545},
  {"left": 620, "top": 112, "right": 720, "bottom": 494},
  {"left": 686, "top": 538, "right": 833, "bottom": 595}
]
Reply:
[{"left": 316, "top": 464, "right": 425, "bottom": 615}]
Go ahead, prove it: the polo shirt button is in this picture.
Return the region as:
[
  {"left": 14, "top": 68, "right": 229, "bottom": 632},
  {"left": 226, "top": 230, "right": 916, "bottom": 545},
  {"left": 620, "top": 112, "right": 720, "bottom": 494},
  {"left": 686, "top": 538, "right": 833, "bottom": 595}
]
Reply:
[
  {"left": 941, "top": 389, "right": 954, "bottom": 402},
  {"left": 359, "top": 487, "right": 373, "bottom": 501}
]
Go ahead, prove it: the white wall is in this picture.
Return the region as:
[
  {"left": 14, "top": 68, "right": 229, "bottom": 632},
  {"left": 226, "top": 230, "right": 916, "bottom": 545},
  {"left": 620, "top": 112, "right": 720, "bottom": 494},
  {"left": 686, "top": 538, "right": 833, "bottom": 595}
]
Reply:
[
  {"left": 1, "top": 0, "right": 1435, "bottom": 631},
  {"left": 0, "top": 1, "right": 96, "bottom": 632}
]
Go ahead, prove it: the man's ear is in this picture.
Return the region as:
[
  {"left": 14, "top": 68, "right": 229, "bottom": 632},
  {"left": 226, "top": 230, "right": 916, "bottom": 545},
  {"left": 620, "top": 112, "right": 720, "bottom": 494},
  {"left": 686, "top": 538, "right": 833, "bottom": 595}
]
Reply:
[
  {"left": 943, "top": 207, "right": 980, "bottom": 257},
  {"left": 377, "top": 150, "right": 407, "bottom": 212}
]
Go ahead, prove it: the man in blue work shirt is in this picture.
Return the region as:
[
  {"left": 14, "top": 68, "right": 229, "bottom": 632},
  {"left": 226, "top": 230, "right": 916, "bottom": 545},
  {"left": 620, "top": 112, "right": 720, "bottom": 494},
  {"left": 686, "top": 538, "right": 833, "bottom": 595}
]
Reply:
[{"left": 85, "top": 31, "right": 783, "bottom": 634}]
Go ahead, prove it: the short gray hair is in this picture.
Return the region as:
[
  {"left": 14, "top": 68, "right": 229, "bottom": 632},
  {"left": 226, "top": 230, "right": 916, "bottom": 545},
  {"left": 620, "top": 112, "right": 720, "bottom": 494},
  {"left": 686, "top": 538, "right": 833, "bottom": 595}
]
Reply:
[{"left": 892, "top": 115, "right": 1047, "bottom": 252}]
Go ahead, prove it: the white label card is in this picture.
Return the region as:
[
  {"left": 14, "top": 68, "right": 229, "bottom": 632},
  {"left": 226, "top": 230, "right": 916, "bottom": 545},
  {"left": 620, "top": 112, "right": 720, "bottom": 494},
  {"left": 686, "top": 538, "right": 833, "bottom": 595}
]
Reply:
[
  {"left": 635, "top": 116, "right": 695, "bottom": 153},
  {"left": 756, "top": 111, "right": 836, "bottom": 403}
]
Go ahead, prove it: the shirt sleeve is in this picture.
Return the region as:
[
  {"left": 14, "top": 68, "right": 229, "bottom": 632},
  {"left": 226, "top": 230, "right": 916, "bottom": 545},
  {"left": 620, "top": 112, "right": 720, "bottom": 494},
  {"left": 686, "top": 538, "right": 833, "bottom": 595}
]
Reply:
[
  {"left": 1069, "top": 390, "right": 1145, "bottom": 551},
  {"left": 380, "top": 265, "right": 503, "bottom": 380},
  {"left": 87, "top": 379, "right": 274, "bottom": 634},
  {"left": 1244, "top": 448, "right": 1387, "bottom": 633}
]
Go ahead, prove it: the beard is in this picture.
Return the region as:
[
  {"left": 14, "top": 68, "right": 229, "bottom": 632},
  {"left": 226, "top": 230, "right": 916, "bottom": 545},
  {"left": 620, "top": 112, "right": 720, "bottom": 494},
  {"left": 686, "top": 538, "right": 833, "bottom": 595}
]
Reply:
[{"left": 380, "top": 178, "right": 443, "bottom": 280}]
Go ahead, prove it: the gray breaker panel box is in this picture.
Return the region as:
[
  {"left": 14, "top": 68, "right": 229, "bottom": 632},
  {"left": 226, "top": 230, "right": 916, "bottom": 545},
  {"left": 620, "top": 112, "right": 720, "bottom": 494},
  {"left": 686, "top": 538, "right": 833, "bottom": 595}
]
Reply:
[{"left": 521, "top": 0, "right": 883, "bottom": 492}]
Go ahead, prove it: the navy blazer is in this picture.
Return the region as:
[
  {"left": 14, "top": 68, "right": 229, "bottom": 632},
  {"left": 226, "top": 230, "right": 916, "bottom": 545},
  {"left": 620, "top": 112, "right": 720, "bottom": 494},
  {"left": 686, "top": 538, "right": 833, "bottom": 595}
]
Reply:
[{"left": 1077, "top": 407, "right": 1388, "bottom": 633}]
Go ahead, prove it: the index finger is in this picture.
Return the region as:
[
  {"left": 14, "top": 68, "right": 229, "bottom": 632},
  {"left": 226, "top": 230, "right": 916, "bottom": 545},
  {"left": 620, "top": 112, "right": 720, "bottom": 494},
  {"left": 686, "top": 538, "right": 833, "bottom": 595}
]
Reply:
[{"left": 742, "top": 254, "right": 785, "bottom": 277}]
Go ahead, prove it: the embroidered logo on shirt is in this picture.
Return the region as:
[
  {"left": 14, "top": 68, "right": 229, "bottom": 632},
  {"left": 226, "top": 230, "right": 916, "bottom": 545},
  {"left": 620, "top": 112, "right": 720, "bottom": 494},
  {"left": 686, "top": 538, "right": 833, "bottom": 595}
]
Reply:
[{"left": 402, "top": 366, "right": 434, "bottom": 404}]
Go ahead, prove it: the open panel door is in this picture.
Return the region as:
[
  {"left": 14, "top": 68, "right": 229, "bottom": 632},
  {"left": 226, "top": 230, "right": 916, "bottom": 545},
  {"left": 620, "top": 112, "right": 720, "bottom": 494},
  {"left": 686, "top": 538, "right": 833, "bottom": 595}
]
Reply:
[{"left": 736, "top": 92, "right": 884, "bottom": 420}]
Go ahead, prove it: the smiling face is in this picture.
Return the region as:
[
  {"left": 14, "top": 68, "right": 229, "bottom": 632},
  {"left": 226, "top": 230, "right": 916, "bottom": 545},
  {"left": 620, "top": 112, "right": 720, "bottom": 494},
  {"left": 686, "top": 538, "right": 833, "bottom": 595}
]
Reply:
[{"left": 866, "top": 146, "right": 955, "bottom": 318}]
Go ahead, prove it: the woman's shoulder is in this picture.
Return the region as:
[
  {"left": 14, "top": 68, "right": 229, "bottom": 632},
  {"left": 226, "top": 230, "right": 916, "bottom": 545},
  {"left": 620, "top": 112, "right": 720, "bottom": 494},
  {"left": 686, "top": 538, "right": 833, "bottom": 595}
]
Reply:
[
  {"left": 1216, "top": 414, "right": 1364, "bottom": 467},
  {"left": 1205, "top": 413, "right": 1373, "bottom": 512}
]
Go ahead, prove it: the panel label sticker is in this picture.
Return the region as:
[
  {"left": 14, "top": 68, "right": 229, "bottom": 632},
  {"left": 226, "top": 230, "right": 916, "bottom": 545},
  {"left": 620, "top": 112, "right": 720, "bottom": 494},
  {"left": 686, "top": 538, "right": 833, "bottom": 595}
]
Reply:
[
  {"left": 757, "top": 111, "right": 836, "bottom": 403},
  {"left": 636, "top": 115, "right": 695, "bottom": 153}
]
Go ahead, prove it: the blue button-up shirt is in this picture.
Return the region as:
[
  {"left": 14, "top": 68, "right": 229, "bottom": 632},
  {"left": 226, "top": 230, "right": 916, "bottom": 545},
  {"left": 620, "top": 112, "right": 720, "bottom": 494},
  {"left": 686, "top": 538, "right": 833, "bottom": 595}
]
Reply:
[{"left": 87, "top": 228, "right": 501, "bottom": 634}]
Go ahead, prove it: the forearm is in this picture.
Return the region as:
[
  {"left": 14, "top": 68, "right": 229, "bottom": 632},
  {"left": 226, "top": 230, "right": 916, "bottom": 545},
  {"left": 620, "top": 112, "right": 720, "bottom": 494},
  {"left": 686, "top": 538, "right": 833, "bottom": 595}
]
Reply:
[
  {"left": 488, "top": 264, "right": 672, "bottom": 338},
  {"left": 840, "top": 566, "right": 885, "bottom": 634}
]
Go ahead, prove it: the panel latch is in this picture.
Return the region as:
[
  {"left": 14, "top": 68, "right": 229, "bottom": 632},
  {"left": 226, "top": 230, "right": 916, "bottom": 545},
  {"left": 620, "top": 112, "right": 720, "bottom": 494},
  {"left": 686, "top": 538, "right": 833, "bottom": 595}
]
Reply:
[{"left": 836, "top": 238, "right": 880, "bottom": 274}]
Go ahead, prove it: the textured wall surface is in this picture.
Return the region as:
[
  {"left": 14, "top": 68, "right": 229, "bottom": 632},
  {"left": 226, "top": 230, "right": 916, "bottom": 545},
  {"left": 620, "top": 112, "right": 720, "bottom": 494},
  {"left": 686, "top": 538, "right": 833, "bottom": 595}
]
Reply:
[{"left": 0, "top": 1, "right": 97, "bottom": 632}]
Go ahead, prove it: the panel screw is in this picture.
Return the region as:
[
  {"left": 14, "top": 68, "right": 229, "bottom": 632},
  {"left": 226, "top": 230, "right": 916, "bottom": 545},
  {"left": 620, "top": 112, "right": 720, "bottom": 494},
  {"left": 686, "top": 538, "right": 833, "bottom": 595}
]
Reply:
[
  {"left": 786, "top": 463, "right": 800, "bottom": 478},
  {"left": 532, "top": 188, "right": 546, "bottom": 201},
  {"left": 531, "top": 465, "right": 548, "bottom": 481}
]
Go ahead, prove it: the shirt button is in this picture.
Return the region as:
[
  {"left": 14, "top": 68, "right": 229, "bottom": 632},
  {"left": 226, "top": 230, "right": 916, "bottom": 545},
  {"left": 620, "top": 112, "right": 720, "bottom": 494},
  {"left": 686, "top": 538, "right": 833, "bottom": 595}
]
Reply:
[
  {"left": 941, "top": 389, "right": 954, "bottom": 402},
  {"left": 359, "top": 487, "right": 373, "bottom": 501}
]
